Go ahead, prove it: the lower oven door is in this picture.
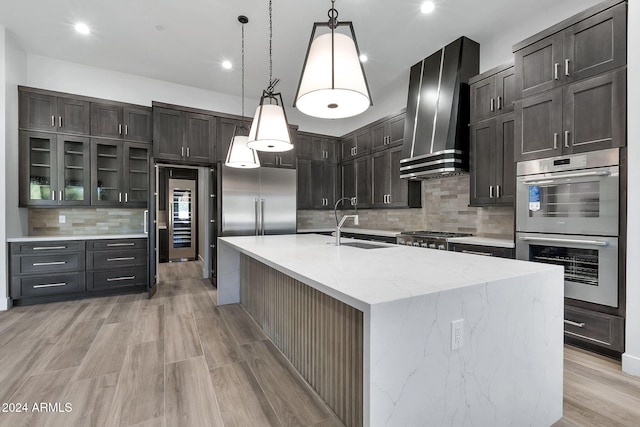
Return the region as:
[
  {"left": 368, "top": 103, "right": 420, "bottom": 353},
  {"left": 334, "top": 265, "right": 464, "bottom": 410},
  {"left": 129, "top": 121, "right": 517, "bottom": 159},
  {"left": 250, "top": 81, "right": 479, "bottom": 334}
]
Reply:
[{"left": 516, "top": 232, "right": 618, "bottom": 307}]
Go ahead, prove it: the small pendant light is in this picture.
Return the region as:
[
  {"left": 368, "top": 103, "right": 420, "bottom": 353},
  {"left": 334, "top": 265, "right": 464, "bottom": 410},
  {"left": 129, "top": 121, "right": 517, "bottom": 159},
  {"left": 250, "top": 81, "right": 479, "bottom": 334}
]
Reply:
[
  {"left": 246, "top": 0, "right": 293, "bottom": 153},
  {"left": 294, "top": 0, "right": 372, "bottom": 119},
  {"left": 225, "top": 15, "right": 260, "bottom": 169}
]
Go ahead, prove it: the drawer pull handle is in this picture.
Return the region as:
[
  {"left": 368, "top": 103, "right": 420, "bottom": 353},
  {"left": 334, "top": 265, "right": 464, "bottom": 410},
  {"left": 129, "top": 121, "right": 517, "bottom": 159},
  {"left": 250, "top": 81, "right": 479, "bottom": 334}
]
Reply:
[
  {"left": 107, "top": 276, "right": 136, "bottom": 282},
  {"left": 33, "top": 261, "right": 67, "bottom": 266},
  {"left": 33, "top": 282, "right": 67, "bottom": 289},
  {"left": 32, "top": 246, "right": 67, "bottom": 250},
  {"left": 564, "top": 319, "right": 585, "bottom": 328},
  {"left": 461, "top": 250, "right": 493, "bottom": 257},
  {"left": 106, "top": 243, "right": 136, "bottom": 247},
  {"left": 107, "top": 257, "right": 135, "bottom": 262}
]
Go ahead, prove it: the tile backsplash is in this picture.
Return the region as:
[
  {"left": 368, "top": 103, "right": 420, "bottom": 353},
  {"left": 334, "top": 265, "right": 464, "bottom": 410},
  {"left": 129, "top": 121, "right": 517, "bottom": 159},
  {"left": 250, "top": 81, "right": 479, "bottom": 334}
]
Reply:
[
  {"left": 28, "top": 208, "right": 146, "bottom": 236},
  {"left": 297, "top": 175, "right": 514, "bottom": 239}
]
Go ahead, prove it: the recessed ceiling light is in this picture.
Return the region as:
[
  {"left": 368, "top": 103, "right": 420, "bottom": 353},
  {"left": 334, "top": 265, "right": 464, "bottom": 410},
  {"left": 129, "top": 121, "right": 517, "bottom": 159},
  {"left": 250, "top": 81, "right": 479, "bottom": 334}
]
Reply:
[
  {"left": 74, "top": 22, "right": 91, "bottom": 35},
  {"left": 222, "top": 60, "right": 233, "bottom": 70},
  {"left": 359, "top": 54, "right": 368, "bottom": 63},
  {"left": 421, "top": 1, "right": 436, "bottom": 14}
]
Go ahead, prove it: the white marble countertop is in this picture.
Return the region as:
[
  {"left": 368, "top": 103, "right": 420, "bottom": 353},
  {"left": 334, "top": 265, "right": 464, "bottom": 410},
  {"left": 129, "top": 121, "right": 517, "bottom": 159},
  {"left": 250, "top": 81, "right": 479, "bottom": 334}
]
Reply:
[
  {"left": 219, "top": 234, "right": 558, "bottom": 309},
  {"left": 447, "top": 236, "right": 515, "bottom": 248},
  {"left": 297, "top": 227, "right": 400, "bottom": 238},
  {"left": 7, "top": 233, "right": 148, "bottom": 242}
]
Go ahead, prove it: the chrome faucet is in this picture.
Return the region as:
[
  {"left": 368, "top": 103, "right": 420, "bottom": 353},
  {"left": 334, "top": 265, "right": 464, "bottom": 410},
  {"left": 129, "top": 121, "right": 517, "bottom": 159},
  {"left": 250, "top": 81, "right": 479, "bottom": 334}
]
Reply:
[{"left": 333, "top": 197, "right": 359, "bottom": 246}]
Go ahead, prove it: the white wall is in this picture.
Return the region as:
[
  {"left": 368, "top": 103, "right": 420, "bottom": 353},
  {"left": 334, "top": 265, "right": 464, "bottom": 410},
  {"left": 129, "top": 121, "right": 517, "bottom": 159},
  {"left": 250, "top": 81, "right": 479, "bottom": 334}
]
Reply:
[
  {"left": 622, "top": 0, "right": 640, "bottom": 376},
  {"left": 26, "top": 55, "right": 347, "bottom": 137},
  {"left": 0, "top": 26, "right": 7, "bottom": 310}
]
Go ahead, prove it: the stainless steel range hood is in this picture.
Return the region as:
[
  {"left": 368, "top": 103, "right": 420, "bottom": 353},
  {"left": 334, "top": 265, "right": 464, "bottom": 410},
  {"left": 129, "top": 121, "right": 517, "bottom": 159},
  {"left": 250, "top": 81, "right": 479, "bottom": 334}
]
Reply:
[{"left": 400, "top": 37, "right": 479, "bottom": 179}]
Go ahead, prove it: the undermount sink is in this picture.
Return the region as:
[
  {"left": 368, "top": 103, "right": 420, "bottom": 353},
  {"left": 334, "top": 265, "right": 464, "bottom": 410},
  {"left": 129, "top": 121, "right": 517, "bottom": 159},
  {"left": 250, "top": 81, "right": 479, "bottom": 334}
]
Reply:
[{"left": 340, "top": 242, "right": 392, "bottom": 249}]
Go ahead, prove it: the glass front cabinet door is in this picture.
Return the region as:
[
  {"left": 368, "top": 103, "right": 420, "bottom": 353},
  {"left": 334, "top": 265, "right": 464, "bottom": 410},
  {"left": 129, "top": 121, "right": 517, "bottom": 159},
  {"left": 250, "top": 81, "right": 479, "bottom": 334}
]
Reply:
[{"left": 19, "top": 131, "right": 90, "bottom": 206}]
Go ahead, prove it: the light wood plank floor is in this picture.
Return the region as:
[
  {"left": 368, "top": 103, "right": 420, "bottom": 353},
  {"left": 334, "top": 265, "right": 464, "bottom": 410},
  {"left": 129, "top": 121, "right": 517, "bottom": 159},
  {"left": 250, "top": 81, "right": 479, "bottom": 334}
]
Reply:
[{"left": 0, "top": 260, "right": 638, "bottom": 427}]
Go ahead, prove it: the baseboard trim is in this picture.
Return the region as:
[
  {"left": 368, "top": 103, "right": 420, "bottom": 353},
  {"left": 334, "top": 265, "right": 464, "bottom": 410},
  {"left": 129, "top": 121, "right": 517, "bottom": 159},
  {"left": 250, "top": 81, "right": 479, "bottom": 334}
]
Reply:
[
  {"left": 622, "top": 352, "right": 640, "bottom": 377},
  {"left": 0, "top": 298, "right": 12, "bottom": 311}
]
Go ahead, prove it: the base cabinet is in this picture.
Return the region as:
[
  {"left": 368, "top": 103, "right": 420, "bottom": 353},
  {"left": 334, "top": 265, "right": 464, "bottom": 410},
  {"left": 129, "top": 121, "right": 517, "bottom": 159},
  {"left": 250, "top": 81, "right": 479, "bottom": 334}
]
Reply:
[
  {"left": 9, "top": 238, "right": 147, "bottom": 305},
  {"left": 564, "top": 305, "right": 624, "bottom": 352}
]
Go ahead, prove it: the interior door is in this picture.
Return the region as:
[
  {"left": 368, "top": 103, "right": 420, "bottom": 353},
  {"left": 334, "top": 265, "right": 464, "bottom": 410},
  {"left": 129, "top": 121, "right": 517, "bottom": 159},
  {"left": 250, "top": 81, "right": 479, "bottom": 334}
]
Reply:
[{"left": 148, "top": 162, "right": 157, "bottom": 298}]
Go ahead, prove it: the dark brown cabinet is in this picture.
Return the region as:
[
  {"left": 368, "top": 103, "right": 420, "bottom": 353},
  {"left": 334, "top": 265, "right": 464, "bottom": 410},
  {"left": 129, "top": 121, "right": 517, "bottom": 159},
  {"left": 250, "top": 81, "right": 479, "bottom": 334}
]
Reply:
[
  {"left": 297, "top": 132, "right": 339, "bottom": 209},
  {"left": 310, "top": 136, "right": 339, "bottom": 163},
  {"left": 153, "top": 106, "right": 216, "bottom": 164},
  {"left": 515, "top": 69, "right": 625, "bottom": 161},
  {"left": 19, "top": 91, "right": 90, "bottom": 135},
  {"left": 19, "top": 131, "right": 91, "bottom": 207},
  {"left": 341, "top": 128, "right": 371, "bottom": 161},
  {"left": 514, "top": 2, "right": 626, "bottom": 98},
  {"left": 91, "top": 139, "right": 149, "bottom": 207},
  {"left": 563, "top": 69, "right": 626, "bottom": 154},
  {"left": 10, "top": 240, "right": 86, "bottom": 302},
  {"left": 258, "top": 149, "right": 296, "bottom": 168},
  {"left": 311, "top": 162, "right": 337, "bottom": 209},
  {"left": 470, "top": 114, "right": 515, "bottom": 206},
  {"left": 371, "top": 113, "right": 405, "bottom": 151},
  {"left": 297, "top": 158, "right": 313, "bottom": 209},
  {"left": 352, "top": 156, "right": 372, "bottom": 208},
  {"left": 448, "top": 242, "right": 515, "bottom": 259},
  {"left": 371, "top": 146, "right": 421, "bottom": 208},
  {"left": 470, "top": 65, "right": 515, "bottom": 123},
  {"left": 86, "top": 238, "right": 148, "bottom": 292},
  {"left": 469, "top": 63, "right": 516, "bottom": 207},
  {"left": 91, "top": 103, "right": 152, "bottom": 142},
  {"left": 217, "top": 117, "right": 249, "bottom": 162}
]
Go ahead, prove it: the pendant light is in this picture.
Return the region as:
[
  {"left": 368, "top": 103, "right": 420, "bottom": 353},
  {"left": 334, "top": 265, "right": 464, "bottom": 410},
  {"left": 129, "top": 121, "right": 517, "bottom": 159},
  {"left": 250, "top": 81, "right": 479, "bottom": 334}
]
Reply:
[
  {"left": 225, "top": 15, "right": 260, "bottom": 169},
  {"left": 246, "top": 0, "right": 293, "bottom": 153},
  {"left": 294, "top": 0, "right": 372, "bottom": 119}
]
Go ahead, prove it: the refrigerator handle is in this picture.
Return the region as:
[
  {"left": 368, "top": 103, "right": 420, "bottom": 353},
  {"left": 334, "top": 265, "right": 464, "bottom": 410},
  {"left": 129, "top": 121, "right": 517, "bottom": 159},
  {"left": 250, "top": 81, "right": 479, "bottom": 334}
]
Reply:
[
  {"left": 254, "top": 198, "right": 260, "bottom": 236},
  {"left": 260, "top": 198, "right": 265, "bottom": 235}
]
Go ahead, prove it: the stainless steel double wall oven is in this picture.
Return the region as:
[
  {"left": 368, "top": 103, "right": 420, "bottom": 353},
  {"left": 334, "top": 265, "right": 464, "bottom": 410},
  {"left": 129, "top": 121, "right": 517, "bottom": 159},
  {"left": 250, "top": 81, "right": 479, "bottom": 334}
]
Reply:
[{"left": 516, "top": 149, "right": 621, "bottom": 308}]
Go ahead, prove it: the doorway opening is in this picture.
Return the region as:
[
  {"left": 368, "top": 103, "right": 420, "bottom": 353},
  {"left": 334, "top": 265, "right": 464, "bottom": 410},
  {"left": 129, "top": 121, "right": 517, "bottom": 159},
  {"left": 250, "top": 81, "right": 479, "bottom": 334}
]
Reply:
[{"left": 155, "top": 164, "right": 212, "bottom": 285}]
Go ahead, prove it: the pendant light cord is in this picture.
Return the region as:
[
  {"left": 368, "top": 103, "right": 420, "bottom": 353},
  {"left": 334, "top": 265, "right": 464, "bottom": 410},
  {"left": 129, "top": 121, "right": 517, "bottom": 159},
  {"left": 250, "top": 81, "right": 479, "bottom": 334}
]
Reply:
[
  {"left": 241, "top": 21, "right": 246, "bottom": 127},
  {"left": 268, "top": 0, "right": 273, "bottom": 90}
]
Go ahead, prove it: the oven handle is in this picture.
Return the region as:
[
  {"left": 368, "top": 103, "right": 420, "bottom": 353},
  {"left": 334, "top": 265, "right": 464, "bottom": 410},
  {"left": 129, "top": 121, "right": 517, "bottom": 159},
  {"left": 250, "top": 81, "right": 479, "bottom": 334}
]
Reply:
[
  {"left": 521, "top": 170, "right": 611, "bottom": 184},
  {"left": 519, "top": 236, "right": 609, "bottom": 247}
]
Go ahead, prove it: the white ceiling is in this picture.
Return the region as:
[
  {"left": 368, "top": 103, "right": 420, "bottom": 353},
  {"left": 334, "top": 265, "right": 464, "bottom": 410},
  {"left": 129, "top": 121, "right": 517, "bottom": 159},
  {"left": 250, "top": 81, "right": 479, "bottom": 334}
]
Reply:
[{"left": 1, "top": 0, "right": 602, "bottom": 130}]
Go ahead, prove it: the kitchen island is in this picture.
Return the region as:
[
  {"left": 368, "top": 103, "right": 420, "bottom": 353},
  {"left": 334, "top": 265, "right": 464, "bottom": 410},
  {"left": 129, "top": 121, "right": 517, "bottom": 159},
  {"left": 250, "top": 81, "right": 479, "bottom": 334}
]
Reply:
[{"left": 217, "top": 234, "right": 564, "bottom": 427}]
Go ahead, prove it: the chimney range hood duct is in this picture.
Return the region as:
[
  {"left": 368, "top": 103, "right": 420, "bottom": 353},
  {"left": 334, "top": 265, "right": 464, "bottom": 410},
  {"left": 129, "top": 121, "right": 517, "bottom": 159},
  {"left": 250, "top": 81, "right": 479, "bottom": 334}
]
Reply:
[{"left": 400, "top": 37, "right": 479, "bottom": 180}]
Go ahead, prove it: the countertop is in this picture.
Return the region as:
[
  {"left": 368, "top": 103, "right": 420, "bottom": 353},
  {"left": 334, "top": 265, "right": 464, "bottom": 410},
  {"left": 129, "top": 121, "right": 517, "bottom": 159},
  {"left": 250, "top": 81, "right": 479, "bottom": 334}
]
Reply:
[
  {"left": 218, "top": 234, "right": 557, "bottom": 309},
  {"left": 446, "top": 236, "right": 515, "bottom": 248},
  {"left": 7, "top": 233, "right": 148, "bottom": 242},
  {"left": 297, "top": 227, "right": 400, "bottom": 238}
]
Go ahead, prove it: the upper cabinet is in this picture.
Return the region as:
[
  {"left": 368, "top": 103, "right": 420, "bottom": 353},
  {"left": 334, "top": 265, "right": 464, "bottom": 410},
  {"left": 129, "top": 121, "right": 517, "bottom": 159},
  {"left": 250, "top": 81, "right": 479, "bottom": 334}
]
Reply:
[
  {"left": 469, "top": 63, "right": 516, "bottom": 207},
  {"left": 341, "top": 128, "right": 371, "bottom": 161},
  {"left": 513, "top": 1, "right": 627, "bottom": 162},
  {"left": 20, "top": 91, "right": 90, "bottom": 135},
  {"left": 514, "top": 2, "right": 626, "bottom": 99},
  {"left": 91, "top": 139, "right": 149, "bottom": 207},
  {"left": 297, "top": 132, "right": 339, "bottom": 163},
  {"left": 371, "top": 113, "right": 405, "bottom": 152},
  {"left": 258, "top": 127, "right": 298, "bottom": 169},
  {"left": 91, "top": 103, "right": 152, "bottom": 142},
  {"left": 19, "top": 131, "right": 91, "bottom": 207},
  {"left": 470, "top": 66, "right": 515, "bottom": 122},
  {"left": 153, "top": 106, "right": 216, "bottom": 164}
]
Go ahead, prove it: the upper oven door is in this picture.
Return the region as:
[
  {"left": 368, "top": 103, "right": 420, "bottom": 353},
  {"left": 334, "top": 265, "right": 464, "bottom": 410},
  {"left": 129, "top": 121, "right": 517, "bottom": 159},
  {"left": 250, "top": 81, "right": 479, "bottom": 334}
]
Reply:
[{"left": 516, "top": 165, "right": 619, "bottom": 236}]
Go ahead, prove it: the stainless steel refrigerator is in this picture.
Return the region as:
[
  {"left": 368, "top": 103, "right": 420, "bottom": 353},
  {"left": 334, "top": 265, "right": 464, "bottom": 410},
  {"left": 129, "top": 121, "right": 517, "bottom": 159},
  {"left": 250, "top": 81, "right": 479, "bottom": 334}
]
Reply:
[{"left": 220, "top": 166, "right": 297, "bottom": 236}]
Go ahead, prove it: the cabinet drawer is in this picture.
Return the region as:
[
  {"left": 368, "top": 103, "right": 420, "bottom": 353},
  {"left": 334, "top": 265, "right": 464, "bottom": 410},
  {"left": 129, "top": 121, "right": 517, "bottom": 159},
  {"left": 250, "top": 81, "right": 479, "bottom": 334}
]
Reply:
[
  {"left": 448, "top": 243, "right": 515, "bottom": 259},
  {"left": 86, "top": 249, "right": 147, "bottom": 270},
  {"left": 564, "top": 306, "right": 624, "bottom": 352},
  {"left": 10, "top": 240, "right": 85, "bottom": 254},
  {"left": 11, "top": 273, "right": 85, "bottom": 298},
  {"left": 87, "top": 267, "right": 148, "bottom": 291},
  {"left": 12, "top": 253, "right": 84, "bottom": 275},
  {"left": 86, "top": 238, "right": 147, "bottom": 250}
]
